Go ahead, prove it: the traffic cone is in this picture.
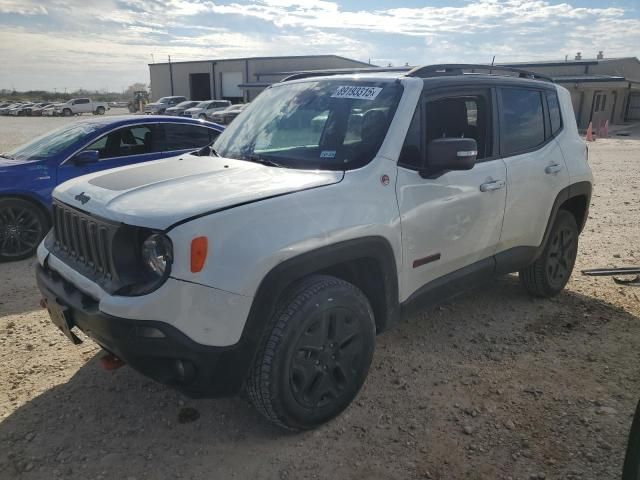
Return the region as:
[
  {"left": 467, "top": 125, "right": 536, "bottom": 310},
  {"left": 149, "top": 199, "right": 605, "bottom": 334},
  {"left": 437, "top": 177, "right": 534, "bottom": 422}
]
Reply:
[{"left": 586, "top": 122, "right": 594, "bottom": 141}]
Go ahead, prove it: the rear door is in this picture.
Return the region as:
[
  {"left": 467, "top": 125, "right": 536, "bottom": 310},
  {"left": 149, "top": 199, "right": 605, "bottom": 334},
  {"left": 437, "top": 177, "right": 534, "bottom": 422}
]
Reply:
[
  {"left": 496, "top": 86, "right": 569, "bottom": 255},
  {"left": 57, "top": 124, "right": 163, "bottom": 183},
  {"left": 74, "top": 99, "right": 91, "bottom": 114},
  {"left": 158, "top": 123, "right": 221, "bottom": 157},
  {"left": 396, "top": 87, "right": 507, "bottom": 300}
]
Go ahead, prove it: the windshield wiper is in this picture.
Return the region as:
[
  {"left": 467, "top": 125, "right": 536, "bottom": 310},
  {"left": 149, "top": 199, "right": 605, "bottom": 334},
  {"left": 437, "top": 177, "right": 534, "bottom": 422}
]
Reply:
[{"left": 240, "top": 154, "right": 285, "bottom": 168}]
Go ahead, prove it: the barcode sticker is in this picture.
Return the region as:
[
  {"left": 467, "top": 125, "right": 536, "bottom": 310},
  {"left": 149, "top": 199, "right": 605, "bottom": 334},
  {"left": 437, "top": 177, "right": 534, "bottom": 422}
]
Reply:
[{"left": 331, "top": 86, "right": 382, "bottom": 101}]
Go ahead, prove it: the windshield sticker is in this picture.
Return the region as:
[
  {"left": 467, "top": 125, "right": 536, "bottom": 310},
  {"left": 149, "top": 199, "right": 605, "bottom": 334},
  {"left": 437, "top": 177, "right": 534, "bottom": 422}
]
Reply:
[
  {"left": 320, "top": 150, "right": 337, "bottom": 159},
  {"left": 331, "top": 86, "right": 382, "bottom": 101}
]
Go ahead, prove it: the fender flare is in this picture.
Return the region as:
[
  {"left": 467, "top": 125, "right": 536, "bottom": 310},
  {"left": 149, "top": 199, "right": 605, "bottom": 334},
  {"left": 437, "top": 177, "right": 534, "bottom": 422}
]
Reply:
[{"left": 226, "top": 236, "right": 400, "bottom": 389}]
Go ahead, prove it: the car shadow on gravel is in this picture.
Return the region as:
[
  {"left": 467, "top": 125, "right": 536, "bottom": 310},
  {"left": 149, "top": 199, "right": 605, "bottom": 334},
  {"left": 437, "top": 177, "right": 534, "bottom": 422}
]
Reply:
[{"left": 1, "top": 274, "right": 638, "bottom": 479}]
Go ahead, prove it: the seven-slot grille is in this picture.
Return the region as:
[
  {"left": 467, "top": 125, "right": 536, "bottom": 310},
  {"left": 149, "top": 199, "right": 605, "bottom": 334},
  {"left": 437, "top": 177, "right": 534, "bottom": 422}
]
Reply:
[{"left": 52, "top": 202, "right": 116, "bottom": 280}]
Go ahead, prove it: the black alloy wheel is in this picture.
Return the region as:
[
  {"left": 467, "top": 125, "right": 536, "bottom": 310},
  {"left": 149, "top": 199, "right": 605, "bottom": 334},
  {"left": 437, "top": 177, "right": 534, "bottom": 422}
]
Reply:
[
  {"left": 246, "top": 275, "right": 376, "bottom": 430},
  {"left": 520, "top": 210, "right": 579, "bottom": 297},
  {"left": 0, "top": 198, "right": 48, "bottom": 262}
]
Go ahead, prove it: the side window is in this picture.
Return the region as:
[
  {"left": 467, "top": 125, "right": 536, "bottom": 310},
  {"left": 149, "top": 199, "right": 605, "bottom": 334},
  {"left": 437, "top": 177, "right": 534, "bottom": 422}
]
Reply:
[
  {"left": 75, "top": 99, "right": 89, "bottom": 105},
  {"left": 546, "top": 91, "right": 562, "bottom": 136},
  {"left": 500, "top": 88, "right": 545, "bottom": 155},
  {"left": 85, "top": 125, "right": 156, "bottom": 159},
  {"left": 425, "top": 94, "right": 491, "bottom": 162},
  {"left": 162, "top": 124, "right": 213, "bottom": 151}
]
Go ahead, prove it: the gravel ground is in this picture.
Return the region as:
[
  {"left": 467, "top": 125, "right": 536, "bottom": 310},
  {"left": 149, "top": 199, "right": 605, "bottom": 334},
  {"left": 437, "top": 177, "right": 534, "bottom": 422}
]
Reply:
[{"left": 0, "top": 119, "right": 639, "bottom": 480}]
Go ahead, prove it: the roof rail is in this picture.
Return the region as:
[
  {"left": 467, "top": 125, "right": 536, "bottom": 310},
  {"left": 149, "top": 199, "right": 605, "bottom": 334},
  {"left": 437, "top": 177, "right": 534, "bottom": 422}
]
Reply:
[
  {"left": 280, "top": 66, "right": 412, "bottom": 82},
  {"left": 406, "top": 64, "right": 554, "bottom": 82}
]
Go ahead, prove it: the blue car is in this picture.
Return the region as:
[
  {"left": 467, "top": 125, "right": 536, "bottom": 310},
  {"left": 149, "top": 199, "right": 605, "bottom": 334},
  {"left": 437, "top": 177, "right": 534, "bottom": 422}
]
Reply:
[{"left": 0, "top": 115, "right": 223, "bottom": 261}]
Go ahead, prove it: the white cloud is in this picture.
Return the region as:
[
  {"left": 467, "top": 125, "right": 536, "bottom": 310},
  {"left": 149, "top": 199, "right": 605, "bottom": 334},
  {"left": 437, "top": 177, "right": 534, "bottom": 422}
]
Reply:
[{"left": 0, "top": 0, "right": 47, "bottom": 15}]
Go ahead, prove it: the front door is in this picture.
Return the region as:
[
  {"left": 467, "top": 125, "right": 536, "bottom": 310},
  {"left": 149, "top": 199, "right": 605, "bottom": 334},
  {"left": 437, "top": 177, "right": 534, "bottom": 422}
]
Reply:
[
  {"left": 396, "top": 88, "right": 507, "bottom": 301},
  {"left": 57, "top": 124, "right": 162, "bottom": 184}
]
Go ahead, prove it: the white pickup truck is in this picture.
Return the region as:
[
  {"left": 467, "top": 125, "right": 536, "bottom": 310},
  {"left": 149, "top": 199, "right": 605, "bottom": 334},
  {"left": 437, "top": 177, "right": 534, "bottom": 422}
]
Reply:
[{"left": 54, "top": 98, "right": 109, "bottom": 116}]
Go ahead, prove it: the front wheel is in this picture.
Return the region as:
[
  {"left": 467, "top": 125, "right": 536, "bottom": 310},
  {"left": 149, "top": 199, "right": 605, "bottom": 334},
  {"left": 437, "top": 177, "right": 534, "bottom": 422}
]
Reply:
[
  {"left": 245, "top": 275, "right": 376, "bottom": 430},
  {"left": 199, "top": 114, "right": 207, "bottom": 120},
  {"left": 519, "top": 210, "right": 579, "bottom": 297},
  {"left": 62, "top": 108, "right": 72, "bottom": 117},
  {"left": 0, "top": 198, "right": 48, "bottom": 262}
]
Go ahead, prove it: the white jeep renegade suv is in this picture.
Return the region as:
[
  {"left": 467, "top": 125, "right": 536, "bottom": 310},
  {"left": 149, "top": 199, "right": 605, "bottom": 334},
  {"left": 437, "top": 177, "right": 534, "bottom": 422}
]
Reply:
[{"left": 37, "top": 64, "right": 593, "bottom": 430}]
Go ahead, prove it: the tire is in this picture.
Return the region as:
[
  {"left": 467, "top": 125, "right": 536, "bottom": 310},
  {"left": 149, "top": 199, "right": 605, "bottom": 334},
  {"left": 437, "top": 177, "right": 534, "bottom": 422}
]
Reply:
[
  {"left": 245, "top": 275, "right": 376, "bottom": 430},
  {"left": 199, "top": 114, "right": 207, "bottom": 120},
  {"left": 96, "top": 106, "right": 105, "bottom": 115},
  {"left": 63, "top": 108, "right": 72, "bottom": 117},
  {"left": 0, "top": 198, "right": 48, "bottom": 262},
  {"left": 519, "top": 210, "right": 579, "bottom": 298}
]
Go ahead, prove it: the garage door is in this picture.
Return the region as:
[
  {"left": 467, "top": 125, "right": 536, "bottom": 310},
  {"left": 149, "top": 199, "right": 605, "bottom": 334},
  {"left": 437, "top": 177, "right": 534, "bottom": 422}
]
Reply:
[
  {"left": 628, "top": 93, "right": 640, "bottom": 120},
  {"left": 222, "top": 72, "right": 243, "bottom": 99}
]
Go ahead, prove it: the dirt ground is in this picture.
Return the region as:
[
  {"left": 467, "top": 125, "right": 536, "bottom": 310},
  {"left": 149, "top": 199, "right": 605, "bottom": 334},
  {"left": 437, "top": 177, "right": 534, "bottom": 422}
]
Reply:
[{"left": 0, "top": 118, "right": 639, "bottom": 480}]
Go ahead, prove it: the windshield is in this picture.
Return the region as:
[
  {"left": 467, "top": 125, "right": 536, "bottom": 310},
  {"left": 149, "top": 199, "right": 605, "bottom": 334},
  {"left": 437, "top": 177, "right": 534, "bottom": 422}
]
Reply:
[
  {"left": 4, "top": 123, "right": 100, "bottom": 161},
  {"left": 196, "top": 101, "right": 211, "bottom": 108},
  {"left": 157, "top": 97, "right": 173, "bottom": 104},
  {"left": 213, "top": 80, "right": 403, "bottom": 170}
]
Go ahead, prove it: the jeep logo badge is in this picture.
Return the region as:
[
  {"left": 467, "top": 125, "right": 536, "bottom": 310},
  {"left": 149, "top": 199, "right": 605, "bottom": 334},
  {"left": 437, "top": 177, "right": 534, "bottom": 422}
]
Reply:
[{"left": 74, "top": 192, "right": 91, "bottom": 205}]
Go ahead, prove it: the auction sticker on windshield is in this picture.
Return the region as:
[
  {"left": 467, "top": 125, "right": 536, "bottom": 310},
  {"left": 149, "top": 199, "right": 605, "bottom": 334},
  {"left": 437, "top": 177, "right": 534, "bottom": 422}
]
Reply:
[{"left": 332, "top": 86, "right": 382, "bottom": 101}]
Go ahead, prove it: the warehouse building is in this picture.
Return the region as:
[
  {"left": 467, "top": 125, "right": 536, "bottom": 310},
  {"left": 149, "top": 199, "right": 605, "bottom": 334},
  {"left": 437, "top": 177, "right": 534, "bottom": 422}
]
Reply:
[
  {"left": 149, "top": 54, "right": 372, "bottom": 104},
  {"left": 502, "top": 54, "right": 640, "bottom": 129}
]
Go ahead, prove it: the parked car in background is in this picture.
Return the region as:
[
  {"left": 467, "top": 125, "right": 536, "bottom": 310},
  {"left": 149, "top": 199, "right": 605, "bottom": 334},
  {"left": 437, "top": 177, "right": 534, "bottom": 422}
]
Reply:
[
  {"left": 164, "top": 100, "right": 200, "bottom": 116},
  {"left": 8, "top": 103, "right": 34, "bottom": 116},
  {"left": 54, "top": 98, "right": 109, "bottom": 116},
  {"left": 207, "top": 103, "right": 247, "bottom": 124},
  {"left": 0, "top": 102, "right": 12, "bottom": 110},
  {"left": 186, "top": 100, "right": 232, "bottom": 120},
  {"left": 30, "top": 104, "right": 54, "bottom": 116},
  {"left": 42, "top": 104, "right": 62, "bottom": 117},
  {"left": 0, "top": 116, "right": 223, "bottom": 261},
  {"left": 144, "top": 96, "right": 187, "bottom": 115},
  {"left": 19, "top": 103, "right": 49, "bottom": 116},
  {"left": 0, "top": 103, "right": 25, "bottom": 115}
]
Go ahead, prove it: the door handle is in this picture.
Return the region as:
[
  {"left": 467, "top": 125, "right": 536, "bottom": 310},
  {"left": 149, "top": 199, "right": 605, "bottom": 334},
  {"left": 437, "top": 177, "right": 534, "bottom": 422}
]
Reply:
[
  {"left": 545, "top": 164, "right": 563, "bottom": 175},
  {"left": 479, "top": 180, "right": 506, "bottom": 192}
]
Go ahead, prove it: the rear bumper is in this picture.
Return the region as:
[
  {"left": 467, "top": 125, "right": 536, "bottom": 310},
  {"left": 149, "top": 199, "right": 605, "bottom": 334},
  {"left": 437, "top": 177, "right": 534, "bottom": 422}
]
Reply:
[{"left": 36, "top": 264, "right": 251, "bottom": 398}]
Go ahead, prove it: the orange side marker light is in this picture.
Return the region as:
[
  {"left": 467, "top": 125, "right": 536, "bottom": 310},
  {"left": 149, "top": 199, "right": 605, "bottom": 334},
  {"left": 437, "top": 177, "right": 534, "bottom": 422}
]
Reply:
[{"left": 191, "top": 236, "right": 208, "bottom": 273}]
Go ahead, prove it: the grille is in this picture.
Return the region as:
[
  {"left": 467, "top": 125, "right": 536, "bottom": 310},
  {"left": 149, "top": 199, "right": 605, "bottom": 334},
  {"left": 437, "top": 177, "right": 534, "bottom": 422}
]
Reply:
[{"left": 52, "top": 201, "right": 117, "bottom": 281}]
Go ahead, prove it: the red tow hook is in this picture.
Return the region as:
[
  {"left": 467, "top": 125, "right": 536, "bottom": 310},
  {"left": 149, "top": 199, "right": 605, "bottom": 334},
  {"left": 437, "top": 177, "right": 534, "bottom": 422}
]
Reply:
[{"left": 100, "top": 354, "right": 125, "bottom": 371}]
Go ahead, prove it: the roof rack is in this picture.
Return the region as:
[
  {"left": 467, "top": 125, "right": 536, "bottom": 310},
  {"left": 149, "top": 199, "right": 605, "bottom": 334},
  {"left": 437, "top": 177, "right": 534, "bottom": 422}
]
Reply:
[
  {"left": 280, "top": 66, "right": 412, "bottom": 82},
  {"left": 406, "top": 64, "right": 554, "bottom": 82},
  {"left": 279, "top": 63, "right": 554, "bottom": 84}
]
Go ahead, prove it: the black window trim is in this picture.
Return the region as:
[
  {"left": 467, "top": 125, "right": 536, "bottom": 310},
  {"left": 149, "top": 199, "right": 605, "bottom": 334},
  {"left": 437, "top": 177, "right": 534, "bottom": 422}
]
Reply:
[
  {"left": 397, "top": 85, "right": 500, "bottom": 172},
  {"left": 159, "top": 123, "right": 219, "bottom": 154},
  {"left": 497, "top": 86, "right": 556, "bottom": 159},
  {"left": 544, "top": 90, "right": 564, "bottom": 139}
]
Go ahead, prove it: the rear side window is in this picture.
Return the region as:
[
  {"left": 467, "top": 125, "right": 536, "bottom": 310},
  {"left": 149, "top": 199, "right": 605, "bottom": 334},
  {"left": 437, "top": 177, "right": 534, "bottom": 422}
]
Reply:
[
  {"left": 161, "top": 124, "right": 218, "bottom": 151},
  {"left": 500, "top": 88, "right": 545, "bottom": 155},
  {"left": 546, "top": 91, "right": 562, "bottom": 136}
]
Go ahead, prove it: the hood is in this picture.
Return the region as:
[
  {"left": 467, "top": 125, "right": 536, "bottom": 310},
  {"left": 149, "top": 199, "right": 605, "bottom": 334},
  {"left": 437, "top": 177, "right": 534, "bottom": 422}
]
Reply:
[
  {"left": 0, "top": 158, "right": 52, "bottom": 189},
  {"left": 145, "top": 102, "right": 164, "bottom": 108},
  {"left": 165, "top": 106, "right": 183, "bottom": 111},
  {"left": 185, "top": 107, "right": 203, "bottom": 114},
  {"left": 53, "top": 154, "right": 344, "bottom": 230}
]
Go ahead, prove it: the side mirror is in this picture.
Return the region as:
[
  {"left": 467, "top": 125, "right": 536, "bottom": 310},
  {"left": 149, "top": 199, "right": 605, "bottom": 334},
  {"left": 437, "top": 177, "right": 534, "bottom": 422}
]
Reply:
[
  {"left": 424, "top": 138, "right": 477, "bottom": 173},
  {"left": 72, "top": 150, "right": 99, "bottom": 165}
]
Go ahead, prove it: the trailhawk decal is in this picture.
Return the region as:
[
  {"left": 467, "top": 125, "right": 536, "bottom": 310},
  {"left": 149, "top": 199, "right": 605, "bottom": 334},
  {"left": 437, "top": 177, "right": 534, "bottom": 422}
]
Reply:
[{"left": 331, "top": 86, "right": 382, "bottom": 101}]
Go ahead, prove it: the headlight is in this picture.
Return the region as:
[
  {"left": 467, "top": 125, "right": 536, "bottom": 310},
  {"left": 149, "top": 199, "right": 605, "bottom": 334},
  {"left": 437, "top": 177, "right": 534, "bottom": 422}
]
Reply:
[{"left": 141, "top": 233, "right": 173, "bottom": 276}]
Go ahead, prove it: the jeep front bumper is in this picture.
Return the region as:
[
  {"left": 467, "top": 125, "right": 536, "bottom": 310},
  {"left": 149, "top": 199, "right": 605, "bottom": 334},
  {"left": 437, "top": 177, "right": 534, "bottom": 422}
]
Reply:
[{"left": 36, "top": 264, "right": 255, "bottom": 398}]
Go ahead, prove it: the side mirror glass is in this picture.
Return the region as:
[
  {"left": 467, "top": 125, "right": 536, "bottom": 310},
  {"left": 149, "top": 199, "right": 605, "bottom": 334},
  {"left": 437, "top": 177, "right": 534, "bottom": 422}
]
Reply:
[
  {"left": 424, "top": 138, "right": 477, "bottom": 174},
  {"left": 72, "top": 150, "right": 99, "bottom": 165}
]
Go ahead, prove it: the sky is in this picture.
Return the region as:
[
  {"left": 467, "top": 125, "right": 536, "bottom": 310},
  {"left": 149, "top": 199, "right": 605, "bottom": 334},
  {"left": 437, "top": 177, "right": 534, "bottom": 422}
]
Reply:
[{"left": 0, "top": 0, "right": 638, "bottom": 92}]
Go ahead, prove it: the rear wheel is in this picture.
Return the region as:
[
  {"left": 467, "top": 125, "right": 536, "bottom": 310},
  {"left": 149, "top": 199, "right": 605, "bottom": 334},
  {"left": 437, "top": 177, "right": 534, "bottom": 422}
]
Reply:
[
  {"left": 519, "top": 210, "right": 579, "bottom": 297},
  {"left": 0, "top": 198, "right": 48, "bottom": 262},
  {"left": 246, "top": 275, "right": 376, "bottom": 430},
  {"left": 96, "top": 106, "right": 105, "bottom": 115}
]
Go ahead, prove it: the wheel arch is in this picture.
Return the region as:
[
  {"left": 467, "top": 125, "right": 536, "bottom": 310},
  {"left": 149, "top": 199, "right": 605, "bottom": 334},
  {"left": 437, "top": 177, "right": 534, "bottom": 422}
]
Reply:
[{"left": 0, "top": 193, "right": 51, "bottom": 225}]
